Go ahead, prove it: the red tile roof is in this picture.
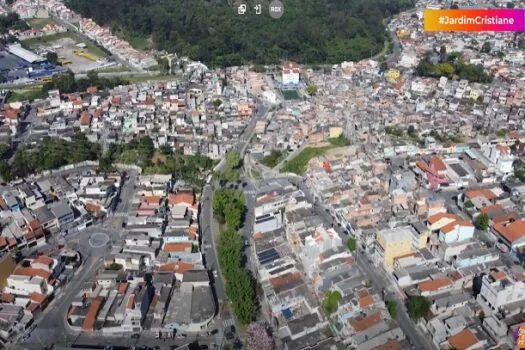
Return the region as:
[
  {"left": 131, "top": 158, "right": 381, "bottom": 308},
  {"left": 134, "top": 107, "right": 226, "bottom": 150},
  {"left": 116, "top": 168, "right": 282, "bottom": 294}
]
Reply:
[
  {"left": 359, "top": 294, "right": 374, "bottom": 309},
  {"left": 82, "top": 297, "right": 102, "bottom": 331},
  {"left": 430, "top": 155, "right": 447, "bottom": 171},
  {"left": 13, "top": 267, "right": 50, "bottom": 280},
  {"left": 465, "top": 190, "right": 496, "bottom": 201},
  {"left": 448, "top": 329, "right": 478, "bottom": 350},
  {"left": 418, "top": 278, "right": 452, "bottom": 293},
  {"left": 441, "top": 220, "right": 473, "bottom": 234},
  {"left": 163, "top": 242, "right": 192, "bottom": 253},
  {"left": 480, "top": 204, "right": 504, "bottom": 214},
  {"left": 0, "top": 293, "right": 15, "bottom": 303},
  {"left": 427, "top": 212, "right": 459, "bottom": 225},
  {"left": 493, "top": 220, "right": 525, "bottom": 243},
  {"left": 144, "top": 196, "right": 162, "bottom": 205},
  {"left": 30, "top": 292, "right": 46, "bottom": 304},
  {"left": 157, "top": 262, "right": 193, "bottom": 273},
  {"left": 349, "top": 311, "right": 382, "bottom": 332},
  {"left": 168, "top": 193, "right": 194, "bottom": 206}
]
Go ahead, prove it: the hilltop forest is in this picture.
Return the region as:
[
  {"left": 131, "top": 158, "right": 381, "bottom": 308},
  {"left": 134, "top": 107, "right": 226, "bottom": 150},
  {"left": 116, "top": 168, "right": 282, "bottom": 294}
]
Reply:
[{"left": 64, "top": 0, "right": 415, "bottom": 66}]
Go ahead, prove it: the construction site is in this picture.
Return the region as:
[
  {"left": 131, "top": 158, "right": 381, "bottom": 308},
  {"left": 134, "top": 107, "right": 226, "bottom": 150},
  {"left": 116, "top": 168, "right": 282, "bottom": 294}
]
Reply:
[{"left": 25, "top": 34, "right": 115, "bottom": 73}]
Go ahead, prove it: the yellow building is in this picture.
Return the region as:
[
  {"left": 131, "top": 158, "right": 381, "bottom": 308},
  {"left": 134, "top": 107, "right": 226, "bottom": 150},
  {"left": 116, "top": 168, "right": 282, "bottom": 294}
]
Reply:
[
  {"left": 385, "top": 69, "right": 400, "bottom": 82},
  {"left": 375, "top": 226, "right": 416, "bottom": 271},
  {"left": 396, "top": 28, "right": 411, "bottom": 39},
  {"left": 329, "top": 127, "right": 343, "bottom": 138},
  {"left": 469, "top": 88, "right": 481, "bottom": 100}
]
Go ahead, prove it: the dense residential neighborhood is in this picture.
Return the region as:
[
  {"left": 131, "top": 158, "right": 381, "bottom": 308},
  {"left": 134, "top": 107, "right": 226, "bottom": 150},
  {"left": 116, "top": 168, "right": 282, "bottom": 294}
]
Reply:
[{"left": 0, "top": 0, "right": 523, "bottom": 349}]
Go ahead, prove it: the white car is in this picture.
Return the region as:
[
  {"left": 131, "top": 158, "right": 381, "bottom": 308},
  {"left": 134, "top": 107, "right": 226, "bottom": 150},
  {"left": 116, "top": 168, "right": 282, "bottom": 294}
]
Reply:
[{"left": 213, "top": 270, "right": 218, "bottom": 278}]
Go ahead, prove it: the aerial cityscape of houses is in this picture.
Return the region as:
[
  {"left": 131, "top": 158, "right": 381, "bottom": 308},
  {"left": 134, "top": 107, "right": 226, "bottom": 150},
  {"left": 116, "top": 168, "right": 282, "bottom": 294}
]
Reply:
[{"left": 0, "top": 0, "right": 524, "bottom": 349}]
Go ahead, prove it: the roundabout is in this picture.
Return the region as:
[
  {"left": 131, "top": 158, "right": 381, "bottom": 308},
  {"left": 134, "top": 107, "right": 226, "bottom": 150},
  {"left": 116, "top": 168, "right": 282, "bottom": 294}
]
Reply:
[{"left": 88, "top": 232, "right": 110, "bottom": 249}]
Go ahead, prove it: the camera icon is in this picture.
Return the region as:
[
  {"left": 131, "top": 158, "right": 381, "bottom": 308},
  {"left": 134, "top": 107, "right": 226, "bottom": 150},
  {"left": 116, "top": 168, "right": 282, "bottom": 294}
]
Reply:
[{"left": 238, "top": 4, "right": 247, "bottom": 15}]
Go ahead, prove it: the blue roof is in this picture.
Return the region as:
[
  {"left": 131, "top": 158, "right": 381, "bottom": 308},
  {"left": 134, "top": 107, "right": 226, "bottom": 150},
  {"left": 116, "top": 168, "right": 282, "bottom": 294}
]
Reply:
[{"left": 282, "top": 308, "right": 292, "bottom": 319}]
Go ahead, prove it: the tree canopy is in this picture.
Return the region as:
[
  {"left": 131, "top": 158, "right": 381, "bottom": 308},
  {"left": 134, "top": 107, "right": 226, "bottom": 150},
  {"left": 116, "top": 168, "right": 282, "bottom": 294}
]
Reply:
[
  {"left": 260, "top": 150, "right": 284, "bottom": 168},
  {"left": 387, "top": 301, "right": 397, "bottom": 319},
  {"left": 416, "top": 51, "right": 493, "bottom": 83},
  {"left": 64, "top": 0, "right": 415, "bottom": 65},
  {"left": 41, "top": 71, "right": 129, "bottom": 96},
  {"left": 347, "top": 238, "right": 357, "bottom": 252},
  {"left": 217, "top": 227, "right": 256, "bottom": 324},
  {"left": 11, "top": 134, "right": 101, "bottom": 179},
  {"left": 408, "top": 295, "right": 431, "bottom": 321},
  {"left": 213, "top": 188, "right": 245, "bottom": 229},
  {"left": 0, "top": 12, "right": 28, "bottom": 34},
  {"left": 475, "top": 213, "right": 490, "bottom": 230},
  {"left": 321, "top": 290, "right": 342, "bottom": 315}
]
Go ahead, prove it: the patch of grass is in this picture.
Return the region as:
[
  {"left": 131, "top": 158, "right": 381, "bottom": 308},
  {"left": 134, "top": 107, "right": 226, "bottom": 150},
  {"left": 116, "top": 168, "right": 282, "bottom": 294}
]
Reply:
[
  {"left": 327, "top": 134, "right": 350, "bottom": 147},
  {"left": 282, "top": 90, "right": 300, "bottom": 100},
  {"left": 27, "top": 18, "right": 56, "bottom": 29},
  {"left": 250, "top": 169, "right": 262, "bottom": 179},
  {"left": 260, "top": 149, "right": 284, "bottom": 168},
  {"left": 7, "top": 87, "right": 48, "bottom": 102},
  {"left": 281, "top": 146, "right": 330, "bottom": 175},
  {"left": 120, "top": 30, "right": 150, "bottom": 51},
  {"left": 22, "top": 31, "right": 108, "bottom": 58}
]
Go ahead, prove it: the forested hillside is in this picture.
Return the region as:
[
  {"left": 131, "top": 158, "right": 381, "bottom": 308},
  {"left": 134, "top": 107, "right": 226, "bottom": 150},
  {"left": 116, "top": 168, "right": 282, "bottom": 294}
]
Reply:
[{"left": 64, "top": 0, "right": 414, "bottom": 65}]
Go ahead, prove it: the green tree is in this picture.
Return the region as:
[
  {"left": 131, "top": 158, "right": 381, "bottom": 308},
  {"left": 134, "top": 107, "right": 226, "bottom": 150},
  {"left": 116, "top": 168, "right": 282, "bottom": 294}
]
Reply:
[
  {"left": 226, "top": 151, "right": 241, "bottom": 169},
  {"left": 347, "top": 238, "right": 357, "bottom": 252},
  {"left": 306, "top": 84, "right": 318, "bottom": 95},
  {"left": 464, "top": 200, "right": 474, "bottom": 209},
  {"left": 407, "top": 125, "right": 417, "bottom": 137},
  {"left": 408, "top": 295, "right": 431, "bottom": 321},
  {"left": 479, "top": 310, "right": 485, "bottom": 322},
  {"left": 218, "top": 167, "right": 240, "bottom": 183},
  {"left": 496, "top": 129, "right": 506, "bottom": 138},
  {"left": 107, "top": 262, "right": 123, "bottom": 270},
  {"left": 0, "top": 160, "right": 11, "bottom": 182},
  {"left": 0, "top": 144, "right": 10, "bottom": 159},
  {"left": 436, "top": 63, "right": 454, "bottom": 76},
  {"left": 321, "top": 290, "right": 342, "bottom": 315},
  {"left": 507, "top": 2, "right": 515, "bottom": 8},
  {"left": 46, "top": 51, "right": 58, "bottom": 65},
  {"left": 475, "top": 213, "right": 490, "bottom": 230},
  {"left": 213, "top": 99, "right": 222, "bottom": 108},
  {"left": 260, "top": 150, "right": 284, "bottom": 168},
  {"left": 387, "top": 300, "right": 397, "bottom": 319},
  {"left": 481, "top": 41, "right": 491, "bottom": 53},
  {"left": 65, "top": 0, "right": 413, "bottom": 65},
  {"left": 328, "top": 134, "right": 350, "bottom": 147},
  {"left": 213, "top": 188, "right": 246, "bottom": 229}
]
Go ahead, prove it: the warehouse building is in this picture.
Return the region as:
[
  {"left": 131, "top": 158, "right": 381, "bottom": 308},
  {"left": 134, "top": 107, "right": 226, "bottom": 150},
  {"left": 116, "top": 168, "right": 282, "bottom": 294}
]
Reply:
[{"left": 7, "top": 44, "right": 46, "bottom": 64}]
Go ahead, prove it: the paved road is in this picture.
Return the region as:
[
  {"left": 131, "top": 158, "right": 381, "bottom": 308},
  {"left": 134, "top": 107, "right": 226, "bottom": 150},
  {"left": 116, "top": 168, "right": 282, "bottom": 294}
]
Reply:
[{"left": 201, "top": 184, "right": 225, "bottom": 302}]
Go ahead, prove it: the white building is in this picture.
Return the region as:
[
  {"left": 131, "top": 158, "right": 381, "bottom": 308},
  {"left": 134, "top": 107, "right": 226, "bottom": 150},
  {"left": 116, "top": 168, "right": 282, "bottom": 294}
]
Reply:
[
  {"left": 478, "top": 270, "right": 525, "bottom": 310},
  {"left": 282, "top": 62, "right": 300, "bottom": 85},
  {"left": 481, "top": 143, "right": 514, "bottom": 175},
  {"left": 301, "top": 227, "right": 342, "bottom": 278}
]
